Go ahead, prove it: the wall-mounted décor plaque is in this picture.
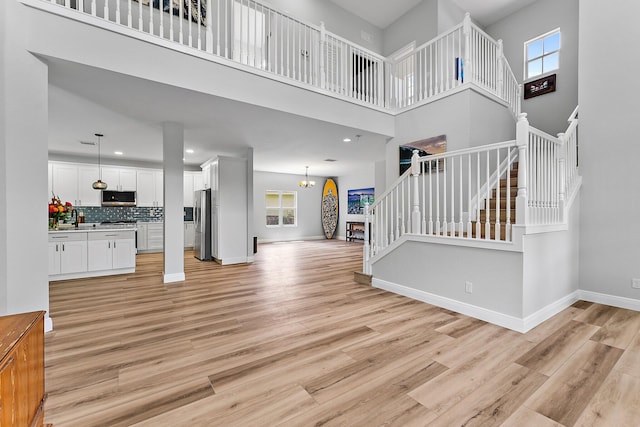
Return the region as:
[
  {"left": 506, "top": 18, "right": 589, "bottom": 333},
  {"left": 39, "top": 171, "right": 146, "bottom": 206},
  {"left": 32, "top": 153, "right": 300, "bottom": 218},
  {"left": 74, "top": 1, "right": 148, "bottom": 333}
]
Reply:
[{"left": 524, "top": 74, "right": 556, "bottom": 99}]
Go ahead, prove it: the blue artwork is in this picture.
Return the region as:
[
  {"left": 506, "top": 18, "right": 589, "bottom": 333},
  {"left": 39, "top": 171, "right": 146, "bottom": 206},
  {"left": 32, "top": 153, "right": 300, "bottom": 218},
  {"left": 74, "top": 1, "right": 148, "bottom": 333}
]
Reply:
[{"left": 348, "top": 188, "right": 375, "bottom": 215}]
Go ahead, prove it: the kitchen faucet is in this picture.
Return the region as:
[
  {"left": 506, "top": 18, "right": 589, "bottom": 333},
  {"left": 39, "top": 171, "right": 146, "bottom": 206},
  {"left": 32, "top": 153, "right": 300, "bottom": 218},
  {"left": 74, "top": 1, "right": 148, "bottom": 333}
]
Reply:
[{"left": 71, "top": 208, "right": 78, "bottom": 228}]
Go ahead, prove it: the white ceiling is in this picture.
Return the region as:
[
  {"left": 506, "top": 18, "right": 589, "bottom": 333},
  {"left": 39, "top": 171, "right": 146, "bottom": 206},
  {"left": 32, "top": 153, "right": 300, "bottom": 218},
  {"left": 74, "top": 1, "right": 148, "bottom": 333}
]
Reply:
[
  {"left": 328, "top": 0, "right": 539, "bottom": 29},
  {"left": 47, "top": 58, "right": 389, "bottom": 177}
]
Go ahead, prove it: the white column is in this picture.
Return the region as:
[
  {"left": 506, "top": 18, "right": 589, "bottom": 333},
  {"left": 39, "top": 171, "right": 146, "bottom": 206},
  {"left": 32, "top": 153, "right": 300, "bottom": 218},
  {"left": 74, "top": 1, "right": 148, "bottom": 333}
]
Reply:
[
  {"left": 246, "top": 147, "right": 254, "bottom": 261},
  {"left": 516, "top": 113, "right": 529, "bottom": 226},
  {"left": 410, "top": 150, "right": 421, "bottom": 233},
  {"left": 0, "top": 0, "right": 51, "bottom": 330},
  {"left": 163, "top": 122, "right": 185, "bottom": 283}
]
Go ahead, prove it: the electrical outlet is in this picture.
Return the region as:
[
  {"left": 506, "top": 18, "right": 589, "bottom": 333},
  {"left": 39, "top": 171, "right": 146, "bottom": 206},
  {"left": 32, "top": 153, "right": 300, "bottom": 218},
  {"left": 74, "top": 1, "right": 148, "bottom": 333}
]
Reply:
[
  {"left": 465, "top": 281, "right": 473, "bottom": 293},
  {"left": 632, "top": 278, "right": 640, "bottom": 289}
]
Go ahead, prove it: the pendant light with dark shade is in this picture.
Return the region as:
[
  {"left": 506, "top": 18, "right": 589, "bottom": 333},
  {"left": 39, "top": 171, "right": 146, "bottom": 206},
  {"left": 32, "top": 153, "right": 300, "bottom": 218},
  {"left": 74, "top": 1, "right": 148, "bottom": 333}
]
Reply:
[{"left": 92, "top": 133, "right": 108, "bottom": 190}]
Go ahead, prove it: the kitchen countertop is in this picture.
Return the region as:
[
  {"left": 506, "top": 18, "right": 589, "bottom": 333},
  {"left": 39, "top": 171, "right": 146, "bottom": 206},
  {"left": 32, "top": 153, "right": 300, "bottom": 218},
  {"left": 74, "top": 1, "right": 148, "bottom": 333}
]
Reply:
[{"left": 48, "top": 224, "right": 137, "bottom": 233}]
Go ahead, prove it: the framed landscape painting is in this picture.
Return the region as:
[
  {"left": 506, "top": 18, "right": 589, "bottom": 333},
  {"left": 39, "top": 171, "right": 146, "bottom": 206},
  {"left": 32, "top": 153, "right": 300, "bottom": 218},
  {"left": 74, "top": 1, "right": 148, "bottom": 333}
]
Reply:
[
  {"left": 399, "top": 134, "right": 447, "bottom": 175},
  {"left": 347, "top": 188, "right": 375, "bottom": 215}
]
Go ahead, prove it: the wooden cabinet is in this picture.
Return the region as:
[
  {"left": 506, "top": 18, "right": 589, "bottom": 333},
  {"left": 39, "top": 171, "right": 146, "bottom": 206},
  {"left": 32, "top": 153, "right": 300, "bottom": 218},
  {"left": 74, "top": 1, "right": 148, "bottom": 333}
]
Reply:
[
  {"left": 0, "top": 311, "right": 45, "bottom": 427},
  {"left": 137, "top": 170, "right": 163, "bottom": 207},
  {"left": 102, "top": 167, "right": 136, "bottom": 191},
  {"left": 87, "top": 231, "right": 136, "bottom": 271},
  {"left": 48, "top": 233, "right": 88, "bottom": 275},
  {"left": 346, "top": 221, "right": 367, "bottom": 242}
]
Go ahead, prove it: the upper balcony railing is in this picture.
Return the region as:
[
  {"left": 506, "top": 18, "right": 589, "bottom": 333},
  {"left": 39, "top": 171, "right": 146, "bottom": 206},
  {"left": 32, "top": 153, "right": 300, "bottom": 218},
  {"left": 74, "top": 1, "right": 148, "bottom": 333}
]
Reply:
[{"left": 30, "top": 0, "right": 520, "bottom": 115}]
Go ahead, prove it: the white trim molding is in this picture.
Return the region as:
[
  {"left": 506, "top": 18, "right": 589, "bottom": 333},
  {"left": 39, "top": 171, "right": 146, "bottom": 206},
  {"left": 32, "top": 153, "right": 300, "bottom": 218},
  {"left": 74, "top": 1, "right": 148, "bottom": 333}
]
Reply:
[
  {"left": 579, "top": 290, "right": 640, "bottom": 312},
  {"left": 163, "top": 272, "right": 186, "bottom": 283}
]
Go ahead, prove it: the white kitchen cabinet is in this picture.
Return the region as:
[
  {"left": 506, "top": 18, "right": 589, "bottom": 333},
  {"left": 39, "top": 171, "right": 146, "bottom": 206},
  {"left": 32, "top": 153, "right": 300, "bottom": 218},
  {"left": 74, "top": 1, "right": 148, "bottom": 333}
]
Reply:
[
  {"left": 136, "top": 223, "right": 148, "bottom": 251},
  {"left": 48, "top": 163, "right": 53, "bottom": 198},
  {"left": 51, "top": 163, "right": 78, "bottom": 204},
  {"left": 77, "top": 165, "right": 101, "bottom": 206},
  {"left": 48, "top": 233, "right": 87, "bottom": 276},
  {"left": 202, "top": 163, "right": 211, "bottom": 189},
  {"left": 202, "top": 156, "right": 248, "bottom": 265},
  {"left": 50, "top": 162, "right": 100, "bottom": 206},
  {"left": 87, "top": 231, "right": 136, "bottom": 271},
  {"left": 183, "top": 172, "right": 203, "bottom": 207},
  {"left": 137, "top": 170, "right": 163, "bottom": 207},
  {"left": 184, "top": 222, "right": 194, "bottom": 248},
  {"left": 102, "top": 167, "right": 137, "bottom": 191},
  {"left": 146, "top": 223, "right": 164, "bottom": 252}
]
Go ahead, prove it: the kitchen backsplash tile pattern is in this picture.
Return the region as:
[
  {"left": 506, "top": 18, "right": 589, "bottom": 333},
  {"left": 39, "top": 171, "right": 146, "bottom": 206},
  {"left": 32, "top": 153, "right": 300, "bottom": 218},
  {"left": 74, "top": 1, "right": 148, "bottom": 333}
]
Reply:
[{"left": 77, "top": 207, "right": 194, "bottom": 223}]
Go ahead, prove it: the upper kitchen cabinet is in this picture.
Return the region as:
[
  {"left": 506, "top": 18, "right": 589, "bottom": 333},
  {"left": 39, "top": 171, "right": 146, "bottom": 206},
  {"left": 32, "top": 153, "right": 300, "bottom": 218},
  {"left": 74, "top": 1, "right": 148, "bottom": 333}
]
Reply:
[
  {"left": 50, "top": 162, "right": 100, "bottom": 206},
  {"left": 101, "top": 167, "right": 136, "bottom": 191},
  {"left": 183, "top": 171, "right": 204, "bottom": 207},
  {"left": 137, "top": 170, "right": 163, "bottom": 207}
]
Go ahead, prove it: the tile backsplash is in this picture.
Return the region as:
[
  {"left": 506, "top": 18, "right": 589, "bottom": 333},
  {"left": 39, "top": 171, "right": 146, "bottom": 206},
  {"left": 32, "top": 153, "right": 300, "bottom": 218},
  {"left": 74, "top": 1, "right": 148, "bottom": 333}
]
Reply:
[{"left": 75, "top": 206, "right": 194, "bottom": 223}]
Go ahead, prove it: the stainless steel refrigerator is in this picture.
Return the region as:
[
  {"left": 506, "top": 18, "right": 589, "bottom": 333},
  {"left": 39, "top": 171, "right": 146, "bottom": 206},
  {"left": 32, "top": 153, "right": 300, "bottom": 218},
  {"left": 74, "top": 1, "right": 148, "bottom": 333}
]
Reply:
[{"left": 193, "top": 189, "right": 212, "bottom": 260}]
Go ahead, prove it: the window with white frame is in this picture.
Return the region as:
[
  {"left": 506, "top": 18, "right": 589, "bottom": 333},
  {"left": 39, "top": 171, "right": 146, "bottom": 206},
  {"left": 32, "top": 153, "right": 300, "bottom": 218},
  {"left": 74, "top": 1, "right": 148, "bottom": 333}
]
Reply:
[
  {"left": 524, "top": 29, "right": 560, "bottom": 80},
  {"left": 265, "top": 191, "right": 297, "bottom": 227}
]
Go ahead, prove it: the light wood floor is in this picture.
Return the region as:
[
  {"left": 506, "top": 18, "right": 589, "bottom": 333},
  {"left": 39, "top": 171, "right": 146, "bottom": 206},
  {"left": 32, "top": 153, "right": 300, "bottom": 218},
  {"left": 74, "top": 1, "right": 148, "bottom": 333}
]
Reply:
[{"left": 44, "top": 240, "right": 640, "bottom": 426}]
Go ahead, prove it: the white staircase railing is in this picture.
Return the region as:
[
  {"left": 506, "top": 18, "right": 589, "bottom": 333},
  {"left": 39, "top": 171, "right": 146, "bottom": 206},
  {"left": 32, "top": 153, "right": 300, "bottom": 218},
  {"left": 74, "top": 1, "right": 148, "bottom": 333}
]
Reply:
[
  {"left": 364, "top": 107, "right": 580, "bottom": 274},
  {"left": 33, "top": 1, "right": 520, "bottom": 114}
]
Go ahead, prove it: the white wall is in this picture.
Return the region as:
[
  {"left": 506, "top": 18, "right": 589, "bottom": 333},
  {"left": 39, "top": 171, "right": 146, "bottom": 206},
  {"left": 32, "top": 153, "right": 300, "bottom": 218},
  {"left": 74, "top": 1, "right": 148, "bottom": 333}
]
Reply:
[
  {"left": 1, "top": 1, "right": 50, "bottom": 326},
  {"left": 372, "top": 240, "right": 524, "bottom": 317},
  {"left": 487, "top": 0, "right": 579, "bottom": 136},
  {"left": 578, "top": 1, "right": 640, "bottom": 300},
  {"left": 267, "top": 0, "right": 383, "bottom": 54},
  {"left": 385, "top": 89, "right": 516, "bottom": 187},
  {"left": 522, "top": 194, "right": 581, "bottom": 317},
  {"left": 253, "top": 171, "right": 325, "bottom": 242},
  {"left": 336, "top": 164, "right": 376, "bottom": 239},
  {"left": 383, "top": 0, "right": 438, "bottom": 56},
  {"left": 437, "top": 0, "right": 466, "bottom": 34}
]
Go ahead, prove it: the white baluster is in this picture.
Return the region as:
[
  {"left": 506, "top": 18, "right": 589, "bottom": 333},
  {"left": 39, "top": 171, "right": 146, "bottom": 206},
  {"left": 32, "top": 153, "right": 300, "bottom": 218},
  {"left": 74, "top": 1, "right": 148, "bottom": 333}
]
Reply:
[
  {"left": 463, "top": 13, "right": 471, "bottom": 85},
  {"left": 476, "top": 153, "right": 480, "bottom": 239},
  {"left": 127, "top": 0, "right": 132, "bottom": 27},
  {"left": 485, "top": 150, "right": 490, "bottom": 239},
  {"left": 435, "top": 159, "right": 440, "bottom": 234},
  {"left": 450, "top": 154, "right": 455, "bottom": 235},
  {"left": 363, "top": 203, "right": 370, "bottom": 274},
  {"left": 495, "top": 149, "right": 501, "bottom": 241},
  {"left": 497, "top": 39, "right": 504, "bottom": 98},
  {"left": 459, "top": 156, "right": 464, "bottom": 236},
  {"left": 506, "top": 148, "right": 512, "bottom": 241},
  {"left": 429, "top": 161, "right": 433, "bottom": 234},
  {"left": 401, "top": 179, "right": 405, "bottom": 235},
  {"left": 179, "top": 0, "right": 183, "bottom": 44},
  {"left": 115, "top": 0, "right": 120, "bottom": 24},
  {"left": 442, "top": 158, "right": 447, "bottom": 235},
  {"left": 103, "top": 0, "right": 109, "bottom": 21},
  {"left": 422, "top": 162, "right": 427, "bottom": 234}
]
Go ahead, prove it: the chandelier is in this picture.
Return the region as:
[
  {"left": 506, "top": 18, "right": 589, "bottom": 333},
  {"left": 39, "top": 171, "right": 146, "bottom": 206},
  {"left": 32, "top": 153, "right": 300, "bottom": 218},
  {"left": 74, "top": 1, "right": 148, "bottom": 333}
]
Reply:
[
  {"left": 298, "top": 166, "right": 316, "bottom": 188},
  {"left": 92, "top": 133, "right": 108, "bottom": 190}
]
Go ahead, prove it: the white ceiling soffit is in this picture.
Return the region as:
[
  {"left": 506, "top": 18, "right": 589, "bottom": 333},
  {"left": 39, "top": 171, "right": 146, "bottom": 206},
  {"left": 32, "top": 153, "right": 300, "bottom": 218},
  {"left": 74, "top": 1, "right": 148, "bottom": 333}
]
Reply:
[{"left": 329, "top": 0, "right": 423, "bottom": 29}]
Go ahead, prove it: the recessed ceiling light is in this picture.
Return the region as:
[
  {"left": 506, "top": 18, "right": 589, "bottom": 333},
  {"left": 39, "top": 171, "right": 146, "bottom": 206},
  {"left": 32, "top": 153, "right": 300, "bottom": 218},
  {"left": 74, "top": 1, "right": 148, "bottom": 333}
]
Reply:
[
  {"left": 114, "top": 151, "right": 123, "bottom": 155},
  {"left": 186, "top": 149, "right": 194, "bottom": 154},
  {"left": 343, "top": 138, "right": 352, "bottom": 142}
]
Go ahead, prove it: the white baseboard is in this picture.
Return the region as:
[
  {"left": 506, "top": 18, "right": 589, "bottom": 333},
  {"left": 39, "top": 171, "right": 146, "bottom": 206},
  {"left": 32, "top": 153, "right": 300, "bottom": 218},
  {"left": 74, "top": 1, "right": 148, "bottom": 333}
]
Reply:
[
  {"left": 579, "top": 290, "right": 640, "bottom": 311},
  {"left": 372, "top": 278, "right": 580, "bottom": 333},
  {"left": 163, "top": 272, "right": 185, "bottom": 283},
  {"left": 372, "top": 278, "right": 527, "bottom": 332},
  {"left": 522, "top": 291, "right": 580, "bottom": 332},
  {"left": 257, "top": 236, "right": 326, "bottom": 243}
]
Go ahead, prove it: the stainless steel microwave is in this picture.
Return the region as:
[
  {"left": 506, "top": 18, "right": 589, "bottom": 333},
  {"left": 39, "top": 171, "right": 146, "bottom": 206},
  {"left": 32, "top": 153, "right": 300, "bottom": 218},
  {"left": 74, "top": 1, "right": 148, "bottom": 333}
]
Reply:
[{"left": 102, "top": 190, "right": 136, "bottom": 207}]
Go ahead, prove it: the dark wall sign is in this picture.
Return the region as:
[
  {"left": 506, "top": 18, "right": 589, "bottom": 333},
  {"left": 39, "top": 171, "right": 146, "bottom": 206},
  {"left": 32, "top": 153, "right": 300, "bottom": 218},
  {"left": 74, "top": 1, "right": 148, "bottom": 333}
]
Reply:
[{"left": 524, "top": 74, "right": 556, "bottom": 99}]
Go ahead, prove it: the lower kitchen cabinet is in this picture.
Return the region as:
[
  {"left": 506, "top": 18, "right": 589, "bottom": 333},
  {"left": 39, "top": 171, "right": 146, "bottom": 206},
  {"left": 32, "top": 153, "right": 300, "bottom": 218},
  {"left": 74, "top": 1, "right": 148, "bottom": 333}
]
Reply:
[
  {"left": 184, "top": 221, "right": 194, "bottom": 248},
  {"left": 49, "top": 229, "right": 136, "bottom": 280},
  {"left": 48, "top": 233, "right": 87, "bottom": 276},
  {"left": 88, "top": 231, "right": 136, "bottom": 271},
  {"left": 146, "top": 223, "right": 164, "bottom": 251}
]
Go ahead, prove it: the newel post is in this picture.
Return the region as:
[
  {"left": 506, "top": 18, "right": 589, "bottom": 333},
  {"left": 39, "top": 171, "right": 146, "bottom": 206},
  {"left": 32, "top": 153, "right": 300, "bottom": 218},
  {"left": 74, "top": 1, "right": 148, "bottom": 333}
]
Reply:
[
  {"left": 411, "top": 150, "right": 421, "bottom": 234},
  {"left": 363, "top": 203, "right": 371, "bottom": 274},
  {"left": 516, "top": 113, "right": 529, "bottom": 226},
  {"left": 557, "top": 132, "right": 567, "bottom": 223},
  {"left": 463, "top": 12, "right": 472, "bottom": 84},
  {"left": 319, "top": 22, "right": 327, "bottom": 90},
  {"left": 205, "top": 0, "right": 214, "bottom": 54},
  {"left": 497, "top": 39, "right": 504, "bottom": 98}
]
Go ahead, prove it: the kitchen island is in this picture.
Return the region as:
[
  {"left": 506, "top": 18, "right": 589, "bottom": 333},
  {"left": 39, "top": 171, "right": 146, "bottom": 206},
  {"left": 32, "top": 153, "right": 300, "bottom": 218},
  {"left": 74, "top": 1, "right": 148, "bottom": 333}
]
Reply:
[{"left": 48, "top": 224, "right": 136, "bottom": 280}]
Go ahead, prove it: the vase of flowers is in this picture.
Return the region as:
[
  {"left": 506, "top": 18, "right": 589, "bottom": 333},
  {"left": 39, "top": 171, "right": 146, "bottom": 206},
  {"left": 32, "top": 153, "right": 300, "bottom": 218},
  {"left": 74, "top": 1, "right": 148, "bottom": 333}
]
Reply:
[{"left": 48, "top": 196, "right": 72, "bottom": 229}]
